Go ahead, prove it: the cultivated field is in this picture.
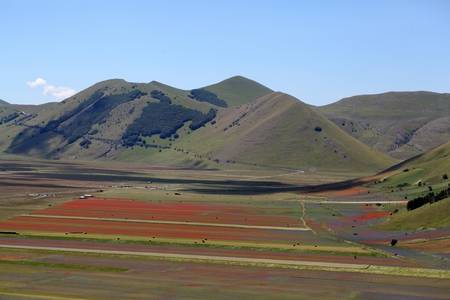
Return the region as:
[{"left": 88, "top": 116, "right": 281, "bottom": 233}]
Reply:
[{"left": 0, "top": 157, "right": 449, "bottom": 299}]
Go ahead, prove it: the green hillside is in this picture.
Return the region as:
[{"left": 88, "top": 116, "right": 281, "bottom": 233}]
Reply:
[
  {"left": 203, "top": 76, "right": 273, "bottom": 107},
  {"left": 318, "top": 91, "right": 450, "bottom": 159},
  {"left": 5, "top": 77, "right": 433, "bottom": 172},
  {"left": 5, "top": 79, "right": 220, "bottom": 159},
  {"left": 167, "top": 92, "right": 395, "bottom": 171},
  {"left": 380, "top": 141, "right": 450, "bottom": 186},
  {"left": 379, "top": 197, "right": 450, "bottom": 230}
]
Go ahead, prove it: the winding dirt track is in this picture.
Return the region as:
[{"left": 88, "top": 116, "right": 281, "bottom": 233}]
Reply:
[{"left": 22, "top": 214, "right": 311, "bottom": 231}]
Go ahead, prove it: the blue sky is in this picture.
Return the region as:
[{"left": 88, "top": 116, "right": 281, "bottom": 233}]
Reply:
[{"left": 1, "top": 0, "right": 449, "bottom": 105}]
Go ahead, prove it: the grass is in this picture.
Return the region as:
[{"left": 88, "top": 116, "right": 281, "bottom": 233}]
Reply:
[
  {"left": 203, "top": 75, "right": 273, "bottom": 107},
  {"left": 0, "top": 259, "right": 127, "bottom": 272},
  {"left": 1, "top": 231, "right": 381, "bottom": 257},
  {"left": 173, "top": 92, "right": 395, "bottom": 172},
  {"left": 378, "top": 197, "right": 450, "bottom": 231},
  {"left": 318, "top": 92, "right": 450, "bottom": 159},
  {"left": 1, "top": 246, "right": 447, "bottom": 279}
]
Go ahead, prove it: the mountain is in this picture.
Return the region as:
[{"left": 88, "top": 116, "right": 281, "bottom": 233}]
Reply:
[
  {"left": 169, "top": 92, "right": 394, "bottom": 171},
  {"left": 0, "top": 99, "right": 10, "bottom": 106},
  {"left": 1, "top": 76, "right": 393, "bottom": 171},
  {"left": 317, "top": 91, "right": 450, "bottom": 159},
  {"left": 202, "top": 76, "right": 273, "bottom": 107}
]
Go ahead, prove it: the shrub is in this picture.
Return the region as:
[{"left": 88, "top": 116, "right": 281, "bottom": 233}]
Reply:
[{"left": 79, "top": 139, "right": 92, "bottom": 149}]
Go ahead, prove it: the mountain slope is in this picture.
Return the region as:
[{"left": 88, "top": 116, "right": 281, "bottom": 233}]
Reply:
[
  {"left": 5, "top": 79, "right": 219, "bottom": 158},
  {"left": 318, "top": 91, "right": 450, "bottom": 159},
  {"left": 169, "top": 92, "right": 395, "bottom": 171},
  {"left": 377, "top": 142, "right": 450, "bottom": 230},
  {"left": 203, "top": 76, "right": 273, "bottom": 107},
  {"left": 2, "top": 78, "right": 395, "bottom": 171},
  {"left": 379, "top": 141, "right": 450, "bottom": 187},
  {"left": 379, "top": 197, "right": 450, "bottom": 230}
]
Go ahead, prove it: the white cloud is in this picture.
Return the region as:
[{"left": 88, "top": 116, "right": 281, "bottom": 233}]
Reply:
[
  {"left": 27, "top": 77, "right": 47, "bottom": 88},
  {"left": 43, "top": 85, "right": 76, "bottom": 99},
  {"left": 27, "top": 77, "right": 76, "bottom": 100}
]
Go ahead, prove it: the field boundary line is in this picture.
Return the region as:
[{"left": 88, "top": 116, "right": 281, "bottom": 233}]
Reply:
[
  {"left": 311, "top": 201, "right": 408, "bottom": 204},
  {"left": 22, "top": 214, "right": 311, "bottom": 232}
]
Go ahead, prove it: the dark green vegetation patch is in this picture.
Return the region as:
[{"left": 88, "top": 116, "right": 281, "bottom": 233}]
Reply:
[
  {"left": 150, "top": 90, "right": 171, "bottom": 104},
  {"left": 189, "top": 89, "right": 228, "bottom": 107},
  {"left": 0, "top": 112, "right": 21, "bottom": 124},
  {"left": 122, "top": 92, "right": 216, "bottom": 146},
  {"left": 407, "top": 186, "right": 450, "bottom": 210}
]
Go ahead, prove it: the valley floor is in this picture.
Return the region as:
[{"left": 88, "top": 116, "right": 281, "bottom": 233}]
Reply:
[{"left": 0, "top": 158, "right": 448, "bottom": 299}]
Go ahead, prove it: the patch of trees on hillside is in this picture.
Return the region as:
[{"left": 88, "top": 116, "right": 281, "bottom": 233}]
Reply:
[
  {"left": 150, "top": 90, "right": 171, "bottom": 104},
  {"left": 189, "top": 89, "right": 228, "bottom": 107},
  {"left": 7, "top": 89, "right": 147, "bottom": 154},
  {"left": 58, "top": 89, "right": 147, "bottom": 144},
  {"left": 122, "top": 100, "right": 216, "bottom": 147},
  {"left": 0, "top": 112, "right": 20, "bottom": 124},
  {"left": 407, "top": 186, "right": 450, "bottom": 210}
]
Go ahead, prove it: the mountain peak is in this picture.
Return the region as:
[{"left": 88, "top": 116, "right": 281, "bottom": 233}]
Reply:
[{"left": 203, "top": 76, "right": 273, "bottom": 107}]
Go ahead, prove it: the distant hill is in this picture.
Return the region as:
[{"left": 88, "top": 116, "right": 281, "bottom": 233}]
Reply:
[
  {"left": 318, "top": 91, "right": 450, "bottom": 159},
  {"left": 1, "top": 76, "right": 393, "bottom": 172},
  {"left": 0, "top": 99, "right": 10, "bottom": 106}
]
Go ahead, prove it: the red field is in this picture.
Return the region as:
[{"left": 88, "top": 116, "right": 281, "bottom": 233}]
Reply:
[
  {"left": 35, "top": 198, "right": 302, "bottom": 227},
  {"left": 0, "top": 198, "right": 320, "bottom": 245},
  {"left": 0, "top": 216, "right": 311, "bottom": 243}
]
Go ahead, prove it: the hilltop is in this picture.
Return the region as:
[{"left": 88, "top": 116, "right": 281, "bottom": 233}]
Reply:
[{"left": 202, "top": 76, "right": 273, "bottom": 107}]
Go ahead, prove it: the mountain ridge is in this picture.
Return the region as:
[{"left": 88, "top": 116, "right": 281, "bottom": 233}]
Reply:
[
  {"left": 1, "top": 77, "right": 448, "bottom": 172},
  {"left": 317, "top": 91, "right": 450, "bottom": 159}
]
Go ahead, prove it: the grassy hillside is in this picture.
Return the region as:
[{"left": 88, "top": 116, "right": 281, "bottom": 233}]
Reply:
[
  {"left": 372, "top": 141, "right": 450, "bottom": 219},
  {"left": 318, "top": 91, "right": 450, "bottom": 159},
  {"left": 1, "top": 77, "right": 403, "bottom": 172},
  {"left": 380, "top": 141, "right": 450, "bottom": 186},
  {"left": 5, "top": 79, "right": 220, "bottom": 159},
  {"left": 203, "top": 76, "right": 273, "bottom": 107},
  {"left": 379, "top": 198, "right": 450, "bottom": 230},
  {"left": 164, "top": 92, "right": 395, "bottom": 171}
]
